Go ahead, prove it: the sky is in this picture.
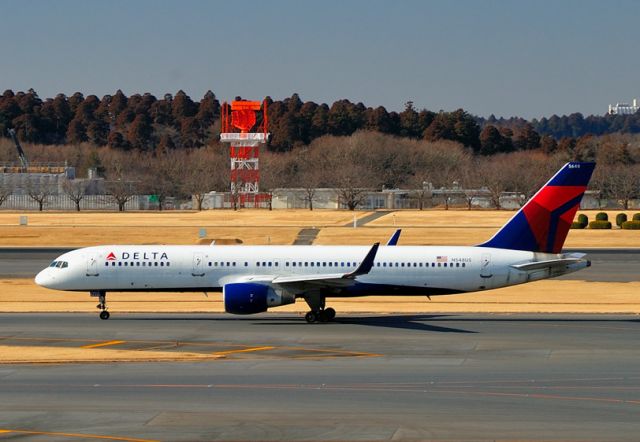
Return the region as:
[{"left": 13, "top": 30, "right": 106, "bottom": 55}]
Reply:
[{"left": 1, "top": 0, "right": 638, "bottom": 119}]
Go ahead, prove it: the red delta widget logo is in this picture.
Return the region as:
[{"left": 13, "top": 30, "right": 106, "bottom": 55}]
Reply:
[{"left": 106, "top": 251, "right": 169, "bottom": 261}]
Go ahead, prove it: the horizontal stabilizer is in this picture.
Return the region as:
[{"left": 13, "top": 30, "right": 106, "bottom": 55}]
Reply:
[{"left": 511, "top": 257, "right": 584, "bottom": 272}]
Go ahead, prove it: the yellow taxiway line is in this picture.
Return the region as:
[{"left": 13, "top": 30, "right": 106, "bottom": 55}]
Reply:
[
  {"left": 212, "top": 345, "right": 275, "bottom": 356},
  {"left": 80, "top": 340, "right": 126, "bottom": 349},
  {"left": 0, "top": 428, "right": 157, "bottom": 441}
]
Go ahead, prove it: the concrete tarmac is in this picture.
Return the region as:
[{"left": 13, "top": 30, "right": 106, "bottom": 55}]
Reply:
[
  {"left": 1, "top": 313, "right": 640, "bottom": 441},
  {"left": 1, "top": 247, "right": 637, "bottom": 281}
]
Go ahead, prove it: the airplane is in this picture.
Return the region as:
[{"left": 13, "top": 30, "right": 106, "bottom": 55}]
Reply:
[{"left": 36, "top": 162, "right": 595, "bottom": 323}]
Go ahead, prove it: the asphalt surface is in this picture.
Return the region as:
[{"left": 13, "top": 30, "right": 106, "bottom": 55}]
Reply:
[
  {"left": 1, "top": 313, "right": 640, "bottom": 441},
  {"left": 2, "top": 247, "right": 638, "bottom": 281}
]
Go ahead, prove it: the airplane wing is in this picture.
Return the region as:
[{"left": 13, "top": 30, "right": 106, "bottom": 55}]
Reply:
[
  {"left": 386, "top": 229, "right": 401, "bottom": 246},
  {"left": 220, "top": 243, "right": 380, "bottom": 291},
  {"left": 271, "top": 242, "right": 380, "bottom": 288}
]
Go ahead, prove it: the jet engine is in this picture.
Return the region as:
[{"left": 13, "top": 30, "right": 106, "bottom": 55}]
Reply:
[{"left": 223, "top": 282, "right": 295, "bottom": 315}]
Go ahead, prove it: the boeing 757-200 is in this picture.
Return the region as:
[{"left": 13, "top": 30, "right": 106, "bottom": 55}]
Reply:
[{"left": 36, "top": 162, "right": 595, "bottom": 323}]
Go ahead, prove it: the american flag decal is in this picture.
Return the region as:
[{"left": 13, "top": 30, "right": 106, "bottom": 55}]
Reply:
[{"left": 436, "top": 256, "right": 448, "bottom": 263}]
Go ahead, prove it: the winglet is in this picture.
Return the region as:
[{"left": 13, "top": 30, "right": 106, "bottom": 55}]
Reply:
[
  {"left": 345, "top": 243, "right": 380, "bottom": 278},
  {"left": 386, "top": 229, "right": 401, "bottom": 246}
]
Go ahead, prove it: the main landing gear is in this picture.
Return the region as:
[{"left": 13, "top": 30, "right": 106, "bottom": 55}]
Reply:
[
  {"left": 304, "top": 307, "right": 336, "bottom": 324},
  {"left": 92, "top": 290, "right": 110, "bottom": 320},
  {"left": 303, "top": 294, "right": 336, "bottom": 323}
]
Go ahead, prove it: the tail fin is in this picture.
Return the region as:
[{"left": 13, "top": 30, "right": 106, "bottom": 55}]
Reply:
[{"left": 478, "top": 162, "right": 595, "bottom": 253}]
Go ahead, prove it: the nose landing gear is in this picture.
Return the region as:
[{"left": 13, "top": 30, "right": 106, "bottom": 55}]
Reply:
[{"left": 91, "top": 290, "right": 110, "bottom": 320}]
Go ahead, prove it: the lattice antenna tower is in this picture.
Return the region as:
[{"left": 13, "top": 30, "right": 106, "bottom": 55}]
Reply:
[{"left": 220, "top": 99, "right": 270, "bottom": 206}]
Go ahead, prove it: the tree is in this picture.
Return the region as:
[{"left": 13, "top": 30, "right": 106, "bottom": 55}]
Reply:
[
  {"left": 66, "top": 118, "right": 87, "bottom": 143},
  {"left": 479, "top": 125, "right": 507, "bottom": 155},
  {"left": 104, "top": 156, "right": 138, "bottom": 211},
  {"left": 0, "top": 181, "right": 13, "bottom": 207},
  {"left": 25, "top": 178, "right": 53, "bottom": 211},
  {"left": 62, "top": 179, "right": 89, "bottom": 211},
  {"left": 182, "top": 149, "right": 228, "bottom": 210},
  {"left": 127, "top": 114, "right": 153, "bottom": 150}
]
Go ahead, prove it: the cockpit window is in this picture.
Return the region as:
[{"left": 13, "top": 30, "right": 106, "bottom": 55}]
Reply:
[{"left": 50, "top": 261, "right": 68, "bottom": 269}]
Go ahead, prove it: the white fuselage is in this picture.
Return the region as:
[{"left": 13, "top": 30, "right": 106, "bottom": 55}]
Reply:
[{"left": 35, "top": 244, "right": 587, "bottom": 296}]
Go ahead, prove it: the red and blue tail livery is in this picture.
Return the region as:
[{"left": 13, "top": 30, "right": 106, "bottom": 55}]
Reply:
[{"left": 479, "top": 162, "right": 596, "bottom": 254}]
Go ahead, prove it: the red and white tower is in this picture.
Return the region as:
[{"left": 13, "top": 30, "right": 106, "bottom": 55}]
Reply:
[{"left": 220, "top": 99, "right": 270, "bottom": 207}]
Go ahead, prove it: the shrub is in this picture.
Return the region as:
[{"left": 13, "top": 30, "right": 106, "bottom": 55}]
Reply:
[
  {"left": 633, "top": 213, "right": 640, "bottom": 221},
  {"left": 595, "top": 212, "right": 608, "bottom": 221},
  {"left": 570, "top": 221, "right": 585, "bottom": 229},
  {"left": 589, "top": 220, "right": 612, "bottom": 229},
  {"left": 616, "top": 213, "right": 628, "bottom": 227},
  {"left": 577, "top": 214, "right": 588, "bottom": 227},
  {"left": 621, "top": 220, "right": 640, "bottom": 230}
]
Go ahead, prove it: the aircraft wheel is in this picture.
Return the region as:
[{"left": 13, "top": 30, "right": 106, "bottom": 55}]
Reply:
[
  {"left": 324, "top": 307, "right": 336, "bottom": 321},
  {"left": 305, "top": 311, "right": 317, "bottom": 323},
  {"left": 99, "top": 311, "right": 110, "bottom": 320}
]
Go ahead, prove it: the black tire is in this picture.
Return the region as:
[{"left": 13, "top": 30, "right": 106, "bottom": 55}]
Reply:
[
  {"left": 318, "top": 310, "right": 330, "bottom": 323},
  {"left": 305, "top": 311, "right": 317, "bottom": 323},
  {"left": 99, "top": 311, "right": 110, "bottom": 320},
  {"left": 324, "top": 307, "right": 336, "bottom": 321}
]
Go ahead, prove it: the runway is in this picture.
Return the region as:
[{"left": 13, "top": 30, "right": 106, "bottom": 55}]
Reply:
[
  {"left": 1, "top": 313, "right": 640, "bottom": 441},
  {"left": 1, "top": 247, "right": 638, "bottom": 281}
]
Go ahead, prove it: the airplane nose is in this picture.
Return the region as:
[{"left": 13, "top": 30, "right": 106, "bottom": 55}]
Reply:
[{"left": 35, "top": 269, "right": 54, "bottom": 288}]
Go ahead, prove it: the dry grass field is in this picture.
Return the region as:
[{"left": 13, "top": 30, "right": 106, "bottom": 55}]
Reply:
[
  {"left": 0, "top": 209, "right": 639, "bottom": 247},
  {"left": 1, "top": 278, "right": 639, "bottom": 314}
]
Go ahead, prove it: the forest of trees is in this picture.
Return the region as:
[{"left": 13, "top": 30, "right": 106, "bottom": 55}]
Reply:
[
  {"left": 2, "top": 89, "right": 640, "bottom": 155},
  {"left": 1, "top": 131, "right": 639, "bottom": 211}
]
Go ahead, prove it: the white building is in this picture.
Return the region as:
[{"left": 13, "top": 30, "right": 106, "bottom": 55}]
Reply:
[{"left": 608, "top": 98, "right": 639, "bottom": 115}]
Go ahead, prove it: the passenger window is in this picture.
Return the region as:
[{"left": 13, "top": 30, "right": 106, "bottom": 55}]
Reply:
[
  {"left": 438, "top": 263, "right": 441, "bottom": 267},
  {"left": 311, "top": 262, "right": 314, "bottom": 267},
  {"left": 304, "top": 262, "right": 308, "bottom": 267},
  {"left": 167, "top": 262, "right": 170, "bottom": 267},
  {"left": 160, "top": 262, "right": 164, "bottom": 267},
  {"left": 244, "top": 262, "right": 248, "bottom": 267},
  {"left": 233, "top": 262, "right": 237, "bottom": 266},
  {"left": 292, "top": 262, "right": 296, "bottom": 267},
  {"left": 154, "top": 262, "right": 158, "bottom": 267},
  {"left": 462, "top": 263, "right": 466, "bottom": 267},
  {"left": 329, "top": 262, "right": 333, "bottom": 267},
  {"left": 105, "top": 262, "right": 109, "bottom": 267},
  {"left": 268, "top": 262, "right": 272, "bottom": 267},
  {"left": 257, "top": 262, "right": 260, "bottom": 267},
  {"left": 208, "top": 262, "right": 212, "bottom": 267}
]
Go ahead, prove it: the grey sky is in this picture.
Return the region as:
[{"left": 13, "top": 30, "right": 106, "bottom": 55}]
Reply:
[{"left": 1, "top": 0, "right": 638, "bottom": 119}]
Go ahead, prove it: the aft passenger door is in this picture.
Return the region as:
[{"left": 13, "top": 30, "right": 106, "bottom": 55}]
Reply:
[
  {"left": 192, "top": 252, "right": 205, "bottom": 277},
  {"left": 480, "top": 253, "right": 493, "bottom": 278}
]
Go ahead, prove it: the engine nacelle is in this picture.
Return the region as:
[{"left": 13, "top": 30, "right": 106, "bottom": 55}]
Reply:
[{"left": 223, "top": 282, "right": 295, "bottom": 315}]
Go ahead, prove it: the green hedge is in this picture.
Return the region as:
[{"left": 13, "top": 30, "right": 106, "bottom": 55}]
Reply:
[
  {"left": 595, "top": 212, "right": 608, "bottom": 221},
  {"left": 633, "top": 213, "right": 640, "bottom": 221},
  {"left": 570, "top": 221, "right": 585, "bottom": 229},
  {"left": 621, "top": 220, "right": 640, "bottom": 230},
  {"left": 577, "top": 214, "right": 588, "bottom": 228},
  {"left": 616, "top": 213, "right": 628, "bottom": 227},
  {"left": 589, "top": 220, "right": 612, "bottom": 229}
]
